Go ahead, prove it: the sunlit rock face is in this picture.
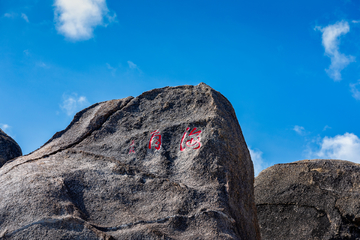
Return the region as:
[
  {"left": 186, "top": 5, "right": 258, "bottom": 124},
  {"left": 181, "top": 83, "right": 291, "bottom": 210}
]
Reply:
[
  {"left": 0, "top": 129, "right": 22, "bottom": 168},
  {"left": 0, "top": 83, "right": 260, "bottom": 240},
  {"left": 255, "top": 159, "right": 360, "bottom": 240}
]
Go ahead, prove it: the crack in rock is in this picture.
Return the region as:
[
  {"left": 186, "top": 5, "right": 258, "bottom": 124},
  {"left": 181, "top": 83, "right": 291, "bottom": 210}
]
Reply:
[{"left": 1, "top": 209, "right": 236, "bottom": 239}]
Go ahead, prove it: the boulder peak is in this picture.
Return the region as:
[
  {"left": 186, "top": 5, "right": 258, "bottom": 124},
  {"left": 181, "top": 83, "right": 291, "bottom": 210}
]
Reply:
[{"left": 0, "top": 84, "right": 260, "bottom": 239}]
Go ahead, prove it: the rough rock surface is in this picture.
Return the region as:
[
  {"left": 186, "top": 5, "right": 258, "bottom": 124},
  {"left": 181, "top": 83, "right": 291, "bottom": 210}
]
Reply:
[
  {"left": 255, "top": 159, "right": 360, "bottom": 240},
  {"left": 0, "top": 129, "right": 22, "bottom": 168},
  {"left": 0, "top": 83, "right": 260, "bottom": 240}
]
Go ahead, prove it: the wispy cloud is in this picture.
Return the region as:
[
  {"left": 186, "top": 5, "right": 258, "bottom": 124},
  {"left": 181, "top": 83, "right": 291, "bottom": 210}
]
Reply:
[
  {"left": 4, "top": 12, "right": 29, "bottom": 22},
  {"left": 308, "top": 133, "right": 360, "bottom": 163},
  {"left": 36, "top": 61, "right": 49, "bottom": 68},
  {"left": 106, "top": 63, "right": 115, "bottom": 70},
  {"left": 323, "top": 125, "right": 331, "bottom": 131},
  {"left": 293, "top": 125, "right": 306, "bottom": 136},
  {"left": 106, "top": 63, "right": 117, "bottom": 76},
  {"left": 0, "top": 124, "right": 10, "bottom": 132},
  {"left": 21, "top": 13, "right": 29, "bottom": 22},
  {"left": 350, "top": 80, "right": 360, "bottom": 100},
  {"left": 127, "top": 60, "right": 138, "bottom": 69},
  {"left": 4, "top": 13, "right": 16, "bottom": 18},
  {"left": 54, "top": 0, "right": 116, "bottom": 41},
  {"left": 0, "top": 124, "right": 14, "bottom": 138},
  {"left": 60, "top": 93, "right": 89, "bottom": 116},
  {"left": 127, "top": 60, "right": 142, "bottom": 73},
  {"left": 249, "top": 147, "right": 268, "bottom": 176},
  {"left": 315, "top": 21, "right": 355, "bottom": 81}
]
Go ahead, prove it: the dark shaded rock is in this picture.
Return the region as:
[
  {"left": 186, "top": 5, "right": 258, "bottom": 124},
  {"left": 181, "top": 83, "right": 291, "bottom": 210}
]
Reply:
[
  {"left": 0, "top": 129, "right": 22, "bottom": 168},
  {"left": 255, "top": 159, "right": 360, "bottom": 240},
  {"left": 0, "top": 83, "right": 260, "bottom": 239}
]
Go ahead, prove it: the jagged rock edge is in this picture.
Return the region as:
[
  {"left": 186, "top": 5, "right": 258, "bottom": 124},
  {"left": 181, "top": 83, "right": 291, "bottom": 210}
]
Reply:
[
  {"left": 1, "top": 84, "right": 218, "bottom": 173},
  {"left": 0, "top": 97, "right": 134, "bottom": 175}
]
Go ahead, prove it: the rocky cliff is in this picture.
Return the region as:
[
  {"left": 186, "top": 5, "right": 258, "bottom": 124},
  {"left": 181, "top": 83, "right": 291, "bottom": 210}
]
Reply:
[
  {"left": 0, "top": 83, "right": 260, "bottom": 240},
  {"left": 255, "top": 159, "right": 360, "bottom": 240}
]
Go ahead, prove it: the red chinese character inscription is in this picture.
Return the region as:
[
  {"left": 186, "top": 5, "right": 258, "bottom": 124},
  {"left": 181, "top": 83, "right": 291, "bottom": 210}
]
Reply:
[
  {"left": 129, "top": 140, "right": 135, "bottom": 154},
  {"left": 149, "top": 130, "right": 162, "bottom": 150},
  {"left": 180, "top": 127, "right": 202, "bottom": 151}
]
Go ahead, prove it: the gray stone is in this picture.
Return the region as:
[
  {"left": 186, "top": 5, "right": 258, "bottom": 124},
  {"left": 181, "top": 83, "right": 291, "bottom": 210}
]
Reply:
[
  {"left": 255, "top": 159, "right": 360, "bottom": 240},
  {"left": 0, "top": 83, "right": 260, "bottom": 239},
  {"left": 0, "top": 129, "right": 22, "bottom": 168}
]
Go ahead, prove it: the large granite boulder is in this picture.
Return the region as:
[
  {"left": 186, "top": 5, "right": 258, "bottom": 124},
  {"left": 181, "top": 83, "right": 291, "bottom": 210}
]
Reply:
[
  {"left": 0, "top": 129, "right": 22, "bottom": 168},
  {"left": 255, "top": 159, "right": 360, "bottom": 240},
  {"left": 0, "top": 83, "right": 260, "bottom": 239}
]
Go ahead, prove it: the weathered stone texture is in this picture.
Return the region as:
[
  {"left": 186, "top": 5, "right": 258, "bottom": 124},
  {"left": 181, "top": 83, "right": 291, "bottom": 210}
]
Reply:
[
  {"left": 255, "top": 159, "right": 360, "bottom": 240},
  {"left": 0, "top": 129, "right": 22, "bottom": 168},
  {"left": 0, "top": 83, "right": 260, "bottom": 239}
]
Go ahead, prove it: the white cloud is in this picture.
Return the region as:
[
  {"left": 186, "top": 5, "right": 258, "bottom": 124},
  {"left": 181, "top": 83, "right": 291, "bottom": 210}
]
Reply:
[
  {"left": 54, "top": 0, "right": 115, "bottom": 41},
  {"left": 4, "top": 13, "right": 16, "bottom": 18},
  {"left": 352, "top": 20, "right": 360, "bottom": 24},
  {"left": 36, "top": 61, "right": 48, "bottom": 68},
  {"left": 0, "top": 124, "right": 10, "bottom": 132},
  {"left": 315, "top": 21, "right": 355, "bottom": 81},
  {"left": 127, "top": 60, "right": 138, "bottom": 69},
  {"left": 0, "top": 124, "right": 15, "bottom": 138},
  {"left": 105, "top": 12, "right": 117, "bottom": 24},
  {"left": 4, "top": 12, "right": 29, "bottom": 22},
  {"left": 106, "top": 63, "right": 115, "bottom": 70},
  {"left": 21, "top": 13, "right": 29, "bottom": 22},
  {"left": 293, "top": 125, "right": 306, "bottom": 135},
  {"left": 311, "top": 133, "right": 360, "bottom": 163},
  {"left": 323, "top": 125, "right": 331, "bottom": 131},
  {"left": 60, "top": 93, "right": 89, "bottom": 116},
  {"left": 127, "top": 60, "right": 142, "bottom": 73},
  {"left": 249, "top": 147, "right": 268, "bottom": 176},
  {"left": 106, "top": 63, "right": 117, "bottom": 76},
  {"left": 350, "top": 80, "right": 360, "bottom": 100}
]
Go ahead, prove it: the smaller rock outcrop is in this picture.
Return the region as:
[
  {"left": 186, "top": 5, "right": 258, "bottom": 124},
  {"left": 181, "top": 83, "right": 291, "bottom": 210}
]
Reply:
[
  {"left": 255, "top": 159, "right": 360, "bottom": 240},
  {"left": 0, "top": 129, "right": 22, "bottom": 167}
]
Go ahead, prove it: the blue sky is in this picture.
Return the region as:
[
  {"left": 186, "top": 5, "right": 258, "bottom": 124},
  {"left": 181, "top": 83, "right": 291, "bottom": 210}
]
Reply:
[{"left": 1, "top": 0, "right": 360, "bottom": 175}]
